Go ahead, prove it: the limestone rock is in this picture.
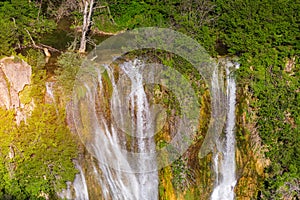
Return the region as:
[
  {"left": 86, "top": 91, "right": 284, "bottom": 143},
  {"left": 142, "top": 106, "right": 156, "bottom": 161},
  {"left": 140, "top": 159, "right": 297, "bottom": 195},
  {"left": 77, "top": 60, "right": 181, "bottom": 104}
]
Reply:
[
  {"left": 0, "top": 56, "right": 31, "bottom": 109},
  {"left": 1, "top": 57, "right": 31, "bottom": 92},
  {"left": 0, "top": 56, "right": 32, "bottom": 109},
  {"left": 0, "top": 69, "right": 10, "bottom": 108},
  {"left": 0, "top": 56, "right": 33, "bottom": 124}
]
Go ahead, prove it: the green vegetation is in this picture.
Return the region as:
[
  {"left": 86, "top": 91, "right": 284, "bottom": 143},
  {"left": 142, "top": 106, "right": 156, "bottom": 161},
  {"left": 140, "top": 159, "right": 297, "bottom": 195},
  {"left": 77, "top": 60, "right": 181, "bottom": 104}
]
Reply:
[
  {"left": 0, "top": 0, "right": 299, "bottom": 199},
  {"left": 0, "top": 0, "right": 55, "bottom": 55},
  {"left": 0, "top": 52, "right": 78, "bottom": 199},
  {"left": 55, "top": 52, "right": 82, "bottom": 98},
  {"left": 0, "top": 105, "right": 78, "bottom": 199},
  {"left": 213, "top": 1, "right": 299, "bottom": 198},
  {"left": 0, "top": 106, "right": 78, "bottom": 199}
]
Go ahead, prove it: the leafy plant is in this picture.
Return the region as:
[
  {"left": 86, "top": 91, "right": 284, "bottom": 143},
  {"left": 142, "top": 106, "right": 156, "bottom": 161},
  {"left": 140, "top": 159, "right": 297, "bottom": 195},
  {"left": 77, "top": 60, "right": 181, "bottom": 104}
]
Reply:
[
  {"left": 0, "top": 104, "right": 78, "bottom": 199},
  {"left": 55, "top": 52, "right": 82, "bottom": 98},
  {"left": 0, "top": 0, "right": 55, "bottom": 55}
]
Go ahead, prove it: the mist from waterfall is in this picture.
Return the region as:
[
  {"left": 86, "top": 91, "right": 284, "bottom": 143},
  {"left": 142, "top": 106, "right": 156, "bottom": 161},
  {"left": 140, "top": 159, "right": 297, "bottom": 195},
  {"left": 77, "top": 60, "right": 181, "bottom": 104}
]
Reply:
[{"left": 211, "top": 61, "right": 237, "bottom": 200}]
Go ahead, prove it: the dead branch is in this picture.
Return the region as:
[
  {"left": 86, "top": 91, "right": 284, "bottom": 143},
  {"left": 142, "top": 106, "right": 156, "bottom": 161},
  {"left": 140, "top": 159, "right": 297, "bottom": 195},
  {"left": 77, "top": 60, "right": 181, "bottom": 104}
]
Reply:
[
  {"left": 24, "top": 28, "right": 60, "bottom": 53},
  {"left": 39, "top": 44, "right": 60, "bottom": 52},
  {"left": 25, "top": 28, "right": 36, "bottom": 46}
]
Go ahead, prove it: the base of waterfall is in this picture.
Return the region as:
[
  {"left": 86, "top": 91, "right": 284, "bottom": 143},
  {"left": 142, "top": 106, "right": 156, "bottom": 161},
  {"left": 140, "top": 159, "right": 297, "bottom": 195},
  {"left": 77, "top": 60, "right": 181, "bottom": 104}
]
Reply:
[{"left": 211, "top": 180, "right": 237, "bottom": 200}]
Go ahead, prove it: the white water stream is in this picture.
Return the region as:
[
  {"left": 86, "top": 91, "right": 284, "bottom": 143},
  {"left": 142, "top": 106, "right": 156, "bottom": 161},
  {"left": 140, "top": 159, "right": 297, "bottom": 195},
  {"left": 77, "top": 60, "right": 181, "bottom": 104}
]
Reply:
[
  {"left": 45, "top": 82, "right": 55, "bottom": 103},
  {"left": 61, "top": 58, "right": 238, "bottom": 200},
  {"left": 58, "top": 162, "right": 89, "bottom": 200},
  {"left": 69, "top": 59, "right": 158, "bottom": 200},
  {"left": 211, "top": 61, "right": 238, "bottom": 200},
  {"left": 73, "top": 162, "right": 89, "bottom": 200}
]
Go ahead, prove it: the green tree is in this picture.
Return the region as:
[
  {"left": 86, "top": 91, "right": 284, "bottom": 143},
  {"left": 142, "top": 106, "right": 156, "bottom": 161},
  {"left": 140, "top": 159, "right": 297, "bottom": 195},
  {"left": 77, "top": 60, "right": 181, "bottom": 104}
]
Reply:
[
  {"left": 213, "top": 0, "right": 300, "bottom": 198},
  {"left": 0, "top": 0, "right": 55, "bottom": 55}
]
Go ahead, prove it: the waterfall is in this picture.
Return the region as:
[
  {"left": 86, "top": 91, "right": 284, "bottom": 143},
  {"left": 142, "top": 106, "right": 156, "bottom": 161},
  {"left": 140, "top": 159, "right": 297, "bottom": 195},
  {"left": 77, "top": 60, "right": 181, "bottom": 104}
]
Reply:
[
  {"left": 58, "top": 182, "right": 72, "bottom": 199},
  {"left": 73, "top": 162, "right": 89, "bottom": 200},
  {"left": 119, "top": 60, "right": 158, "bottom": 200},
  {"left": 211, "top": 61, "right": 237, "bottom": 200},
  {"left": 72, "top": 59, "right": 158, "bottom": 200},
  {"left": 57, "top": 162, "right": 89, "bottom": 200}
]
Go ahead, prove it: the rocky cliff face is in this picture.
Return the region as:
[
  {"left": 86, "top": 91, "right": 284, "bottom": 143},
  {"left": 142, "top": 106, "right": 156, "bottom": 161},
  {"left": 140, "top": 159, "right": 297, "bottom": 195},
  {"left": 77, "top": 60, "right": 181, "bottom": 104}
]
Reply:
[
  {"left": 0, "top": 56, "right": 33, "bottom": 123},
  {"left": 63, "top": 57, "right": 267, "bottom": 199},
  {"left": 157, "top": 59, "right": 268, "bottom": 200},
  {"left": 234, "top": 84, "right": 270, "bottom": 200}
]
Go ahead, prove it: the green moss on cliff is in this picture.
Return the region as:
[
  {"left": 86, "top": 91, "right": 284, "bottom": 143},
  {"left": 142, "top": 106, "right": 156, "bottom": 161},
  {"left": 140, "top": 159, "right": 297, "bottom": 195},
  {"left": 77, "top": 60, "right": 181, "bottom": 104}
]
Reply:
[{"left": 0, "top": 104, "right": 78, "bottom": 199}]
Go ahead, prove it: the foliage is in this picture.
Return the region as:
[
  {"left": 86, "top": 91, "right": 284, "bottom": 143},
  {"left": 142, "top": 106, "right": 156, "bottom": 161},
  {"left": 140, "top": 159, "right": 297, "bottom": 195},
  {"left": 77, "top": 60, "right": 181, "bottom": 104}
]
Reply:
[
  {"left": 213, "top": 0, "right": 300, "bottom": 198},
  {"left": 215, "top": 0, "right": 299, "bottom": 57},
  {"left": 0, "top": 52, "right": 78, "bottom": 199},
  {"left": 255, "top": 59, "right": 300, "bottom": 198},
  {"left": 55, "top": 52, "right": 82, "bottom": 98},
  {"left": 108, "top": 0, "right": 171, "bottom": 29},
  {"left": 0, "top": 0, "right": 55, "bottom": 55},
  {"left": 171, "top": 157, "right": 194, "bottom": 192},
  {"left": 25, "top": 49, "right": 47, "bottom": 70},
  {"left": 0, "top": 109, "right": 16, "bottom": 198},
  {"left": 0, "top": 105, "right": 78, "bottom": 199},
  {"left": 0, "top": 0, "right": 299, "bottom": 198},
  {"left": 106, "top": 0, "right": 217, "bottom": 53}
]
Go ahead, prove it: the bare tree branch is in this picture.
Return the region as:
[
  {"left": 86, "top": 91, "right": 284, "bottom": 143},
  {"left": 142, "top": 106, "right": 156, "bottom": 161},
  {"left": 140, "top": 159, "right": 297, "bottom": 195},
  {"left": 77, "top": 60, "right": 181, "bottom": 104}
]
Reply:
[
  {"left": 24, "top": 28, "right": 60, "bottom": 54},
  {"left": 79, "top": 0, "right": 94, "bottom": 53}
]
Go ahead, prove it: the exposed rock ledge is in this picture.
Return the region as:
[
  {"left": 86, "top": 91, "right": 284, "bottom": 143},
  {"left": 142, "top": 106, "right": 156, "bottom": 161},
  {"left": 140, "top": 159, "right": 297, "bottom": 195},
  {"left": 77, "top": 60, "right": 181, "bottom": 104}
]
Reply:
[{"left": 0, "top": 56, "right": 33, "bottom": 124}]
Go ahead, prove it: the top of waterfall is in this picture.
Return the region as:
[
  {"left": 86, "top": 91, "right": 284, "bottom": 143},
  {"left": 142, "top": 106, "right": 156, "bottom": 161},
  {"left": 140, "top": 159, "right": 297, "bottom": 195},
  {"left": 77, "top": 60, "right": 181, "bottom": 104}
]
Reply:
[
  {"left": 217, "top": 57, "right": 240, "bottom": 70},
  {"left": 234, "top": 62, "right": 240, "bottom": 69},
  {"left": 224, "top": 59, "right": 240, "bottom": 70}
]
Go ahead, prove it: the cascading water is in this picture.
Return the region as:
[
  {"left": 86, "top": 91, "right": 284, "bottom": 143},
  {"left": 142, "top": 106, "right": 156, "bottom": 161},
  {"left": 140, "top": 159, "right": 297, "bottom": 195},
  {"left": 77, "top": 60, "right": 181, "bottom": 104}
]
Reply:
[
  {"left": 58, "top": 161, "right": 89, "bottom": 200},
  {"left": 72, "top": 59, "right": 158, "bottom": 200},
  {"left": 119, "top": 60, "right": 158, "bottom": 200},
  {"left": 211, "top": 61, "right": 237, "bottom": 200},
  {"left": 73, "top": 162, "right": 89, "bottom": 200},
  {"left": 58, "top": 182, "right": 72, "bottom": 199}
]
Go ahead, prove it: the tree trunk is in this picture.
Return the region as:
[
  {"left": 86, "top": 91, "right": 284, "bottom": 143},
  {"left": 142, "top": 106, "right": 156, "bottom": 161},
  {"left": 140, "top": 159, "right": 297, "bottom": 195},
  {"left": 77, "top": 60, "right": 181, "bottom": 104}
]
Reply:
[{"left": 79, "top": 0, "right": 94, "bottom": 53}]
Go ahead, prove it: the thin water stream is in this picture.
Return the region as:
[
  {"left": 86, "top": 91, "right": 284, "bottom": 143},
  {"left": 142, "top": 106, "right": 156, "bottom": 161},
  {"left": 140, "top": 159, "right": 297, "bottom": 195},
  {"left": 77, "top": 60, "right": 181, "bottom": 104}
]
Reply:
[{"left": 211, "top": 61, "right": 238, "bottom": 200}]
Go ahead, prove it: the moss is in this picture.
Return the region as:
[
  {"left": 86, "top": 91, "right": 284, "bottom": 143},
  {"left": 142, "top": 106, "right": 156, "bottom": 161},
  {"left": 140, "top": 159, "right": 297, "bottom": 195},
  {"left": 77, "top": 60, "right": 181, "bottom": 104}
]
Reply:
[
  {"left": 159, "top": 166, "right": 176, "bottom": 200},
  {"left": 0, "top": 104, "right": 78, "bottom": 198},
  {"left": 234, "top": 84, "right": 267, "bottom": 199},
  {"left": 19, "top": 85, "right": 32, "bottom": 105}
]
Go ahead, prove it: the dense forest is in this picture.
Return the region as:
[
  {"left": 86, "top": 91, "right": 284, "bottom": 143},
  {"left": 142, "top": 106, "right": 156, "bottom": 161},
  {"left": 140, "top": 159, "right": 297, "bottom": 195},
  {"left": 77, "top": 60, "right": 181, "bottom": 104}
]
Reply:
[{"left": 0, "top": 0, "right": 299, "bottom": 199}]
